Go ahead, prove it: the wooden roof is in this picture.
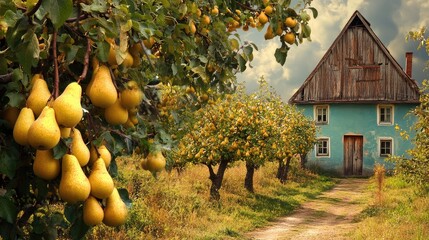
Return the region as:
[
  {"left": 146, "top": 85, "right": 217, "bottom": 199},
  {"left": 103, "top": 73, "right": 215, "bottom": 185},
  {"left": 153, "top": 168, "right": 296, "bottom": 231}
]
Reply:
[{"left": 289, "top": 11, "right": 420, "bottom": 104}]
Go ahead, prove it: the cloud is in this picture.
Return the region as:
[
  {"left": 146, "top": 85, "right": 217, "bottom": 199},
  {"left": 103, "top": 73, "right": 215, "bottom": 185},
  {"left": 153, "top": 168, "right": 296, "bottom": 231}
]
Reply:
[{"left": 236, "top": 0, "right": 429, "bottom": 101}]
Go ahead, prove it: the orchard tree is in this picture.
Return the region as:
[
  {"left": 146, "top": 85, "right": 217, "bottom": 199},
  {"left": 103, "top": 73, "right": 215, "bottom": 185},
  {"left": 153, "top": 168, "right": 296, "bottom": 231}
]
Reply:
[
  {"left": 174, "top": 80, "right": 316, "bottom": 197},
  {"left": 0, "top": 0, "right": 317, "bottom": 238},
  {"left": 391, "top": 27, "right": 429, "bottom": 189}
]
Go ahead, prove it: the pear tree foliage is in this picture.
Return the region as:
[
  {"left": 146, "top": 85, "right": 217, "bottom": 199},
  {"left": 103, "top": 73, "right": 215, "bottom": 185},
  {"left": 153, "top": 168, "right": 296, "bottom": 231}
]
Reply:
[{"left": 0, "top": 0, "right": 317, "bottom": 239}]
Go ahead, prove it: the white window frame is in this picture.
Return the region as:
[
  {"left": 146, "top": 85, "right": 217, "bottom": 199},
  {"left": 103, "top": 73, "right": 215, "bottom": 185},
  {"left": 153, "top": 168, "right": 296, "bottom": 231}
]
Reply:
[
  {"left": 314, "top": 105, "right": 329, "bottom": 125},
  {"left": 377, "top": 104, "right": 394, "bottom": 126},
  {"left": 379, "top": 137, "right": 393, "bottom": 157},
  {"left": 315, "top": 137, "right": 330, "bottom": 158}
]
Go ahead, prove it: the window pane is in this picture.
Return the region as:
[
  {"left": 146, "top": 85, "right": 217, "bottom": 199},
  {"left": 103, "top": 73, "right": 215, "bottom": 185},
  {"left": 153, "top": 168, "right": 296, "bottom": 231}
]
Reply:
[{"left": 317, "top": 139, "right": 329, "bottom": 156}]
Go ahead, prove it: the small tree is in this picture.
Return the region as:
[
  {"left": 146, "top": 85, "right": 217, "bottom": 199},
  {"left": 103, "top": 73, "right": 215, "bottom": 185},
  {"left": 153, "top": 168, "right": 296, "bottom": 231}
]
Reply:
[{"left": 391, "top": 27, "right": 429, "bottom": 189}]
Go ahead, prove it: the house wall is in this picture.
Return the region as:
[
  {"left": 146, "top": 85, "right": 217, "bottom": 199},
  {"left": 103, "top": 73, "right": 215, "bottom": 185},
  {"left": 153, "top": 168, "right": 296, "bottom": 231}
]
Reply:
[{"left": 297, "top": 103, "right": 417, "bottom": 176}]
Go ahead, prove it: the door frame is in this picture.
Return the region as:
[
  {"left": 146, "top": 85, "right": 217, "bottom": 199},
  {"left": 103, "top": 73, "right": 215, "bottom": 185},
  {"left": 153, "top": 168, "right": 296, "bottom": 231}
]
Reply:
[{"left": 343, "top": 135, "right": 364, "bottom": 176}]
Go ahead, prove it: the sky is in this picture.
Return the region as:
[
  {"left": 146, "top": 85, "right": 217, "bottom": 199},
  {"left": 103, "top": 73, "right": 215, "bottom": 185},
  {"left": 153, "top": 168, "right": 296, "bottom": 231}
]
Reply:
[{"left": 236, "top": 0, "right": 429, "bottom": 102}]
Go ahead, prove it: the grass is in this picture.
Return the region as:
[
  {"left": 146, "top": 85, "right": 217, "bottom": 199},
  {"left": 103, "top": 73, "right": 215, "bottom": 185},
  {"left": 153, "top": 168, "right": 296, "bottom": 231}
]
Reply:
[
  {"left": 86, "top": 156, "right": 335, "bottom": 239},
  {"left": 350, "top": 176, "right": 429, "bottom": 240}
]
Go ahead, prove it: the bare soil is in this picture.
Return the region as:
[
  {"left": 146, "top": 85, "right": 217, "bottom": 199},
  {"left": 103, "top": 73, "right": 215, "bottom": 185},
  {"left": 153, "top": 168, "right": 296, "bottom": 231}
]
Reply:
[{"left": 245, "top": 178, "right": 370, "bottom": 240}]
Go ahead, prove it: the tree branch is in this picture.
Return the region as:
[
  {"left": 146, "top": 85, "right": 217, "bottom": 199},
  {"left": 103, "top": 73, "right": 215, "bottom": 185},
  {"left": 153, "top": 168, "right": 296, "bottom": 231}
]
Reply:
[
  {"left": 52, "top": 29, "right": 60, "bottom": 98},
  {"left": 0, "top": 72, "right": 13, "bottom": 84},
  {"left": 140, "top": 41, "right": 155, "bottom": 71},
  {"left": 25, "top": 0, "right": 43, "bottom": 17},
  {"left": 77, "top": 37, "right": 91, "bottom": 84}
]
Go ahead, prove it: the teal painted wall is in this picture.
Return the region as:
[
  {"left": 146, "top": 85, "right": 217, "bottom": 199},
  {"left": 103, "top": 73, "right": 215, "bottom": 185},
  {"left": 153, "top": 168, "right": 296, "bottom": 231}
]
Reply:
[{"left": 297, "top": 103, "right": 417, "bottom": 175}]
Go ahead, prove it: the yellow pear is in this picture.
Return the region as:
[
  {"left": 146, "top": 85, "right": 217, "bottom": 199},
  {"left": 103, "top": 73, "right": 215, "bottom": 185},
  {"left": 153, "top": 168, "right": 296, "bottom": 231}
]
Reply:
[
  {"left": 120, "top": 81, "right": 143, "bottom": 109},
  {"left": 33, "top": 149, "right": 60, "bottom": 180},
  {"left": 27, "top": 76, "right": 51, "bottom": 116},
  {"left": 59, "top": 154, "right": 91, "bottom": 203},
  {"left": 13, "top": 107, "right": 35, "bottom": 146},
  {"left": 27, "top": 106, "right": 60, "bottom": 150},
  {"left": 88, "top": 157, "right": 114, "bottom": 199},
  {"left": 70, "top": 128, "right": 90, "bottom": 167},
  {"left": 122, "top": 51, "right": 134, "bottom": 68},
  {"left": 83, "top": 195, "right": 104, "bottom": 226},
  {"left": 145, "top": 151, "right": 166, "bottom": 172},
  {"left": 107, "top": 43, "right": 119, "bottom": 66},
  {"left": 86, "top": 65, "right": 117, "bottom": 108},
  {"left": 264, "top": 24, "right": 275, "bottom": 40},
  {"left": 258, "top": 11, "right": 269, "bottom": 25},
  {"left": 104, "top": 95, "right": 128, "bottom": 125},
  {"left": 103, "top": 188, "right": 128, "bottom": 227},
  {"left": 53, "top": 82, "right": 83, "bottom": 128},
  {"left": 89, "top": 144, "right": 111, "bottom": 167},
  {"left": 60, "top": 127, "right": 71, "bottom": 138}
]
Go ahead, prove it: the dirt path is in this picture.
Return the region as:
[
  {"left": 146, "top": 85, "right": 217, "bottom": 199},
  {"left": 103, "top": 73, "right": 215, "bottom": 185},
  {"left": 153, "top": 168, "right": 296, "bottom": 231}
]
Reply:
[{"left": 245, "top": 178, "right": 371, "bottom": 240}]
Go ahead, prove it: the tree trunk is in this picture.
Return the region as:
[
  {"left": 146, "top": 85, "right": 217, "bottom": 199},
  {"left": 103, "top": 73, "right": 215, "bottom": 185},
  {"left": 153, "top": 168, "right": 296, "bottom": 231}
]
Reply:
[
  {"left": 276, "top": 158, "right": 284, "bottom": 180},
  {"left": 278, "top": 156, "right": 292, "bottom": 184},
  {"left": 244, "top": 162, "right": 255, "bottom": 193},
  {"left": 207, "top": 159, "right": 229, "bottom": 201},
  {"left": 283, "top": 156, "right": 292, "bottom": 183},
  {"left": 300, "top": 153, "right": 307, "bottom": 169}
]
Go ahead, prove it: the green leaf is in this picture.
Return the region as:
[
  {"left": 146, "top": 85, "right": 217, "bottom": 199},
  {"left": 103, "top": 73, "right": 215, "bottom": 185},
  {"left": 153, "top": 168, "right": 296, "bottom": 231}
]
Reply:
[
  {"left": 308, "top": 7, "right": 318, "bottom": 19},
  {"left": 16, "top": 31, "right": 40, "bottom": 74},
  {"left": 53, "top": 139, "right": 70, "bottom": 159},
  {"left": 171, "top": 64, "right": 178, "bottom": 75},
  {"left": 0, "top": 197, "right": 17, "bottom": 224},
  {"left": 302, "top": 24, "right": 311, "bottom": 38},
  {"left": 41, "top": 0, "right": 73, "bottom": 29},
  {"left": 5, "top": 92, "right": 25, "bottom": 107},
  {"left": 118, "top": 188, "right": 132, "bottom": 208},
  {"left": 237, "top": 54, "right": 246, "bottom": 72},
  {"left": 0, "top": 144, "right": 19, "bottom": 178},
  {"left": 81, "top": 0, "right": 108, "bottom": 13},
  {"left": 191, "top": 66, "right": 209, "bottom": 84},
  {"left": 274, "top": 45, "right": 289, "bottom": 66},
  {"left": 108, "top": 158, "right": 118, "bottom": 178},
  {"left": 69, "top": 210, "right": 89, "bottom": 240},
  {"left": 96, "top": 41, "right": 110, "bottom": 63}
]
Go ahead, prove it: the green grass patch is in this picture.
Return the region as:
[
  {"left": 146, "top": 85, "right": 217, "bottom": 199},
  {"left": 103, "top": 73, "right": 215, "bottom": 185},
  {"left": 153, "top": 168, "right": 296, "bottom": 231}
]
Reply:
[{"left": 86, "top": 156, "right": 335, "bottom": 239}]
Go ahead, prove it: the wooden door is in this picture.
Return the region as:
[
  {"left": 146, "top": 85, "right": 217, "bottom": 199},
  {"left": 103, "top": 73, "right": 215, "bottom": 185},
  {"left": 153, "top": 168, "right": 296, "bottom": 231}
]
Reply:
[{"left": 343, "top": 136, "right": 363, "bottom": 175}]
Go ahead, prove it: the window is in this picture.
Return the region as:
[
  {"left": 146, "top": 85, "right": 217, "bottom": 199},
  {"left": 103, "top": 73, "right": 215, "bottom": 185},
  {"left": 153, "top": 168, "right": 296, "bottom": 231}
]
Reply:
[
  {"left": 380, "top": 139, "right": 393, "bottom": 157},
  {"left": 378, "top": 105, "right": 394, "bottom": 125},
  {"left": 316, "top": 138, "right": 330, "bottom": 157},
  {"left": 314, "top": 105, "right": 329, "bottom": 124}
]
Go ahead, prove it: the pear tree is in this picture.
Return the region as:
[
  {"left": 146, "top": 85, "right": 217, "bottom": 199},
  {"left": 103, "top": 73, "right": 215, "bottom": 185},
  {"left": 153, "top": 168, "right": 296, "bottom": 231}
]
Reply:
[{"left": 0, "top": 0, "right": 317, "bottom": 238}]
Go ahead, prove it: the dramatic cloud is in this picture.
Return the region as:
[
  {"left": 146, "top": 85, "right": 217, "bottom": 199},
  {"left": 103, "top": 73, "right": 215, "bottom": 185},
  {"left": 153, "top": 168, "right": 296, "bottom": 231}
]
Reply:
[{"left": 236, "top": 0, "right": 429, "bottom": 102}]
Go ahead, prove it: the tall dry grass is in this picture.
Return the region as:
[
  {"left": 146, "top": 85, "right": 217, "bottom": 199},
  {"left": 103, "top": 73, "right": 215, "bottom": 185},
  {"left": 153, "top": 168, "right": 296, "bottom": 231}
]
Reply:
[{"left": 351, "top": 176, "right": 429, "bottom": 240}]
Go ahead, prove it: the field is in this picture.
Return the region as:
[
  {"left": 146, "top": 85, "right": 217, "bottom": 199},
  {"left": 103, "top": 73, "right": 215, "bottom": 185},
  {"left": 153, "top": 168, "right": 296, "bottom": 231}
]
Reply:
[
  {"left": 85, "top": 155, "right": 335, "bottom": 239},
  {"left": 350, "top": 176, "right": 429, "bottom": 239}
]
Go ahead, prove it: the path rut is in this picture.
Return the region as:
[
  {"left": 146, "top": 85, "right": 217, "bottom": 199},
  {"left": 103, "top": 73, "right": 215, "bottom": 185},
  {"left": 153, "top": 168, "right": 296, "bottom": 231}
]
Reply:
[{"left": 246, "top": 178, "right": 370, "bottom": 240}]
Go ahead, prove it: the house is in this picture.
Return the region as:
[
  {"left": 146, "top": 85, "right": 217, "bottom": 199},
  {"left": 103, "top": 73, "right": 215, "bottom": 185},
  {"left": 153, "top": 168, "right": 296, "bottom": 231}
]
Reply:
[{"left": 289, "top": 11, "right": 420, "bottom": 176}]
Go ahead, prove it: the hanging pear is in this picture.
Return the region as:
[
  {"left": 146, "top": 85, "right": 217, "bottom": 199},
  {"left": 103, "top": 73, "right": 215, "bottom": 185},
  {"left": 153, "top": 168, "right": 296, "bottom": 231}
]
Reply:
[
  {"left": 89, "top": 144, "right": 111, "bottom": 167},
  {"left": 86, "top": 65, "right": 117, "bottom": 108},
  {"left": 70, "top": 128, "right": 90, "bottom": 166},
  {"left": 60, "top": 127, "right": 71, "bottom": 138},
  {"left": 27, "top": 76, "right": 51, "bottom": 116},
  {"left": 33, "top": 149, "right": 60, "bottom": 180},
  {"left": 120, "top": 81, "right": 143, "bottom": 109},
  {"left": 83, "top": 195, "right": 104, "bottom": 226},
  {"left": 13, "top": 107, "right": 35, "bottom": 146},
  {"left": 53, "top": 82, "right": 83, "bottom": 127},
  {"left": 104, "top": 95, "right": 128, "bottom": 125},
  {"left": 59, "top": 154, "right": 91, "bottom": 203},
  {"left": 27, "top": 106, "right": 60, "bottom": 150},
  {"left": 103, "top": 188, "right": 128, "bottom": 227},
  {"left": 88, "top": 158, "right": 114, "bottom": 199}
]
